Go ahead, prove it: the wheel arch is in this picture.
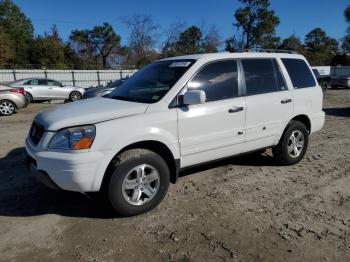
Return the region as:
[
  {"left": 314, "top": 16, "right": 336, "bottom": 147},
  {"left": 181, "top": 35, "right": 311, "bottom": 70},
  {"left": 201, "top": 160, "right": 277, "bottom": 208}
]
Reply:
[
  {"left": 290, "top": 114, "right": 311, "bottom": 133},
  {"left": 275, "top": 114, "right": 311, "bottom": 145},
  {"left": 100, "top": 140, "right": 180, "bottom": 193}
]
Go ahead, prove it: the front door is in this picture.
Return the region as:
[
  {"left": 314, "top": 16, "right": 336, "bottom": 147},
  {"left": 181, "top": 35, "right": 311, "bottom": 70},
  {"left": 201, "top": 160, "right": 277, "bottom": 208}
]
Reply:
[
  {"left": 47, "top": 80, "right": 67, "bottom": 99},
  {"left": 177, "top": 60, "right": 246, "bottom": 168}
]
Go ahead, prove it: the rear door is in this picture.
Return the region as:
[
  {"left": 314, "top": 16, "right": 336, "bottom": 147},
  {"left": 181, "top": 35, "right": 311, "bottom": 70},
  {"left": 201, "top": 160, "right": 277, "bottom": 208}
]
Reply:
[
  {"left": 23, "top": 79, "right": 49, "bottom": 99},
  {"left": 177, "top": 60, "right": 246, "bottom": 167},
  {"left": 281, "top": 58, "right": 322, "bottom": 129},
  {"left": 241, "top": 58, "right": 293, "bottom": 150}
]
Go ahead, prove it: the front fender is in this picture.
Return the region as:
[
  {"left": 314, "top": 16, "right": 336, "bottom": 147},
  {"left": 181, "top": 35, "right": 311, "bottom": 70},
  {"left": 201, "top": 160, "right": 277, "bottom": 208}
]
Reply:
[{"left": 90, "top": 110, "right": 179, "bottom": 191}]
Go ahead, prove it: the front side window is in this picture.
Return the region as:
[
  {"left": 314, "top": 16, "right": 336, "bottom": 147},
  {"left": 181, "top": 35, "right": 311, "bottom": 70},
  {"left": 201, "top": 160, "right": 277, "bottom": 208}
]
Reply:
[
  {"left": 109, "top": 60, "right": 195, "bottom": 103},
  {"left": 281, "top": 58, "right": 316, "bottom": 88},
  {"left": 187, "top": 60, "right": 238, "bottom": 102},
  {"left": 242, "top": 59, "right": 285, "bottom": 96}
]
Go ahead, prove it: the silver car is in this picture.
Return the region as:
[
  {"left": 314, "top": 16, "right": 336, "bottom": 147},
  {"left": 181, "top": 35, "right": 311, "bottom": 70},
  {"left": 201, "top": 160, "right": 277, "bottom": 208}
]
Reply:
[
  {"left": 9, "top": 78, "right": 86, "bottom": 102},
  {"left": 0, "top": 84, "right": 28, "bottom": 116}
]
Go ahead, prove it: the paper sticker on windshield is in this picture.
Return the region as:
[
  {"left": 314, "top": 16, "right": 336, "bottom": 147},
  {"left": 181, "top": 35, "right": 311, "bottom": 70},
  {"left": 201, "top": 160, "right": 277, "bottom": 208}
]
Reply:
[{"left": 169, "top": 62, "right": 191, "bottom": 67}]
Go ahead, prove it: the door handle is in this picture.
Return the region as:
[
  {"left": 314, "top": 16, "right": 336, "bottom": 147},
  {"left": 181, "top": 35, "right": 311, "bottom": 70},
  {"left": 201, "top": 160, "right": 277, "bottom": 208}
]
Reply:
[
  {"left": 228, "top": 106, "right": 244, "bottom": 113},
  {"left": 281, "top": 98, "right": 292, "bottom": 104}
]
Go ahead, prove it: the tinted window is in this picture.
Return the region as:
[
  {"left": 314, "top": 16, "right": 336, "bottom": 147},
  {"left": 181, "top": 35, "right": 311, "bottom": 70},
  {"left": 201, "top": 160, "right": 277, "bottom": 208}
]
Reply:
[
  {"left": 110, "top": 60, "right": 194, "bottom": 103},
  {"left": 47, "top": 80, "right": 61, "bottom": 86},
  {"left": 24, "top": 79, "right": 38, "bottom": 85},
  {"left": 38, "top": 79, "right": 47, "bottom": 85},
  {"left": 282, "top": 58, "right": 316, "bottom": 88},
  {"left": 242, "top": 59, "right": 285, "bottom": 96},
  {"left": 187, "top": 60, "right": 238, "bottom": 102}
]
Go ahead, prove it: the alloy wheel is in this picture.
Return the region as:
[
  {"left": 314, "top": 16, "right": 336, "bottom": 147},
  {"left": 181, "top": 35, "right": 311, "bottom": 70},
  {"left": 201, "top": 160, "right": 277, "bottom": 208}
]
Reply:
[
  {"left": 287, "top": 130, "right": 304, "bottom": 158},
  {"left": 121, "top": 164, "right": 160, "bottom": 206},
  {"left": 0, "top": 101, "right": 15, "bottom": 115}
]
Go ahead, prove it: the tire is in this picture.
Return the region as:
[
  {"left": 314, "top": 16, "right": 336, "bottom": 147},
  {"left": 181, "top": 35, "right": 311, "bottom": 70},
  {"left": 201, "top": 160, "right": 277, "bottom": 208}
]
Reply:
[
  {"left": 0, "top": 100, "right": 16, "bottom": 116},
  {"left": 321, "top": 82, "right": 328, "bottom": 92},
  {"left": 25, "top": 92, "right": 33, "bottom": 103},
  {"left": 69, "top": 91, "right": 82, "bottom": 102},
  {"left": 272, "top": 120, "right": 309, "bottom": 165},
  {"left": 108, "top": 149, "right": 170, "bottom": 217}
]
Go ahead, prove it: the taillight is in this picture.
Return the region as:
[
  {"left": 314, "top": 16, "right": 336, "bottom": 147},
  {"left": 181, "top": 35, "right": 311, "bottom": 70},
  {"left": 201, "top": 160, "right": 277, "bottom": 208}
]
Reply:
[{"left": 9, "top": 88, "right": 25, "bottom": 94}]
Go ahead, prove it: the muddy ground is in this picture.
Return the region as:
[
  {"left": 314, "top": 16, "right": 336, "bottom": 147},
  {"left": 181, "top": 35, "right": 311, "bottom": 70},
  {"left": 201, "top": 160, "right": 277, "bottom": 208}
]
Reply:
[{"left": 0, "top": 89, "right": 349, "bottom": 262}]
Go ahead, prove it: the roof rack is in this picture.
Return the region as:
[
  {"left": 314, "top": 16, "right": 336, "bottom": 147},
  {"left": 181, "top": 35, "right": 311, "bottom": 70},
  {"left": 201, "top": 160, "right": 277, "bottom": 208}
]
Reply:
[{"left": 232, "top": 48, "right": 297, "bottom": 54}]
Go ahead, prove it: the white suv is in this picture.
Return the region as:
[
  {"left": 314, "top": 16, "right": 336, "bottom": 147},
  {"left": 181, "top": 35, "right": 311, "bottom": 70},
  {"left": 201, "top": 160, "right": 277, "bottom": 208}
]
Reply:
[{"left": 25, "top": 52, "right": 325, "bottom": 216}]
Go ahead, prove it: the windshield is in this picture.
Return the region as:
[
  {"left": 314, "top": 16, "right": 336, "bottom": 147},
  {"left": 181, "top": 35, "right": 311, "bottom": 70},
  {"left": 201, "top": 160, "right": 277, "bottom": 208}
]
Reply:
[{"left": 109, "top": 59, "right": 195, "bottom": 103}]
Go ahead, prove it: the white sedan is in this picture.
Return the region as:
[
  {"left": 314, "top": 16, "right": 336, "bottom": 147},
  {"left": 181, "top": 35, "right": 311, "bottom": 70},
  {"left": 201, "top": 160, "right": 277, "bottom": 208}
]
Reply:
[{"left": 9, "top": 78, "right": 86, "bottom": 102}]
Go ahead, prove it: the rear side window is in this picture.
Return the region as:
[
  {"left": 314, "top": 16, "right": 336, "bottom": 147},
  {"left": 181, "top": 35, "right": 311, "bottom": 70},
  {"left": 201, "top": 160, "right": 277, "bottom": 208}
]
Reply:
[
  {"left": 242, "top": 59, "right": 286, "bottom": 96},
  {"left": 38, "top": 79, "right": 47, "bottom": 85},
  {"left": 24, "top": 79, "right": 38, "bottom": 85},
  {"left": 281, "top": 58, "right": 316, "bottom": 88},
  {"left": 187, "top": 60, "right": 238, "bottom": 102}
]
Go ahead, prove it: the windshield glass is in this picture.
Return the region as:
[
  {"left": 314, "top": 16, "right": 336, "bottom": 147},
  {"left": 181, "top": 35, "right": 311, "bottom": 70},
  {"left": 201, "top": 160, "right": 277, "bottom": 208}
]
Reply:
[{"left": 109, "top": 59, "right": 195, "bottom": 103}]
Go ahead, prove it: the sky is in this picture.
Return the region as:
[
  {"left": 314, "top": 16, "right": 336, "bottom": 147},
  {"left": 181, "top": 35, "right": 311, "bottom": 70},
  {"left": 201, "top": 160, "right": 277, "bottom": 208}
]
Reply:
[{"left": 13, "top": 0, "right": 350, "bottom": 48}]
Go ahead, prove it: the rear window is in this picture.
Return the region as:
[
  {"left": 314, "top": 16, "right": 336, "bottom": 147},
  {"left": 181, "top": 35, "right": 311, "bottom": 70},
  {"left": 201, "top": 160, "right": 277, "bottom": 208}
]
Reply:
[{"left": 281, "top": 58, "right": 316, "bottom": 88}]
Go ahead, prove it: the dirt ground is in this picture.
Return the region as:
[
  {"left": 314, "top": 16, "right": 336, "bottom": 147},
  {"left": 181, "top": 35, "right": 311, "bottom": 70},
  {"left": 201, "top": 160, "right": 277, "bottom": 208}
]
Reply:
[{"left": 0, "top": 89, "right": 349, "bottom": 262}]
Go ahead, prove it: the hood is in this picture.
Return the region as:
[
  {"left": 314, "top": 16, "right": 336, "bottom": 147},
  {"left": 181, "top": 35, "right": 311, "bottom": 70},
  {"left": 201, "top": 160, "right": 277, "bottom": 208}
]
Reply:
[{"left": 35, "top": 97, "right": 148, "bottom": 131}]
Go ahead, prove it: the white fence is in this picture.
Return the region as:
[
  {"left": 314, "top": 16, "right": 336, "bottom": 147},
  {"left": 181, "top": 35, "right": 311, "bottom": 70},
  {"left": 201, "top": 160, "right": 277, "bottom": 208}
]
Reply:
[{"left": 0, "top": 69, "right": 138, "bottom": 88}]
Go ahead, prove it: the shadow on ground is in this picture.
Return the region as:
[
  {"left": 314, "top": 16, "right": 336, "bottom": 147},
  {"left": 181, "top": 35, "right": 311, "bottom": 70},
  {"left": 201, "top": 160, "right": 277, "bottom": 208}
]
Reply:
[
  {"left": 0, "top": 147, "right": 114, "bottom": 219},
  {"left": 324, "top": 107, "right": 350, "bottom": 117},
  {"left": 180, "top": 150, "right": 278, "bottom": 177},
  {"left": 0, "top": 147, "right": 277, "bottom": 218}
]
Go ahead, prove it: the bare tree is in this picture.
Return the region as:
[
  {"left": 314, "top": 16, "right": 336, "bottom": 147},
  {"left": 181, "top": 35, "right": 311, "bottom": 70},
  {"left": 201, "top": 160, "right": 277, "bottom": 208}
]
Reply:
[
  {"left": 201, "top": 24, "right": 222, "bottom": 53},
  {"left": 123, "top": 14, "right": 159, "bottom": 68},
  {"left": 162, "top": 20, "right": 187, "bottom": 57}
]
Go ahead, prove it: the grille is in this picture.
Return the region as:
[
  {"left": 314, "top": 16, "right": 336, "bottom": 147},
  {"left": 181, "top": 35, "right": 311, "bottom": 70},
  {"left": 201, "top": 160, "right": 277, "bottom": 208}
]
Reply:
[{"left": 30, "top": 122, "right": 45, "bottom": 145}]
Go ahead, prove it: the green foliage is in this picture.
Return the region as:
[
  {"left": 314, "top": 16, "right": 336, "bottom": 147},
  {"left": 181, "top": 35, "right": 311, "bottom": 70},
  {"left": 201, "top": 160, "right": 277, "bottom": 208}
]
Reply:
[
  {"left": 29, "top": 26, "right": 69, "bottom": 69},
  {"left": 342, "top": 6, "right": 350, "bottom": 53},
  {"left": 70, "top": 23, "right": 122, "bottom": 69},
  {"left": 0, "top": 26, "right": 13, "bottom": 66},
  {"left": 278, "top": 35, "right": 304, "bottom": 53},
  {"left": 162, "top": 25, "right": 221, "bottom": 57},
  {"left": 304, "top": 28, "right": 339, "bottom": 66},
  {"left": 233, "top": 0, "right": 280, "bottom": 49},
  {"left": 0, "top": 0, "right": 33, "bottom": 66}
]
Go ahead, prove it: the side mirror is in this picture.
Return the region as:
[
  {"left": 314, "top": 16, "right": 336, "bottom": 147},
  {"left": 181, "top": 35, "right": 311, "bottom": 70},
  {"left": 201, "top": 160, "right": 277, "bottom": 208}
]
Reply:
[{"left": 183, "top": 90, "right": 206, "bottom": 106}]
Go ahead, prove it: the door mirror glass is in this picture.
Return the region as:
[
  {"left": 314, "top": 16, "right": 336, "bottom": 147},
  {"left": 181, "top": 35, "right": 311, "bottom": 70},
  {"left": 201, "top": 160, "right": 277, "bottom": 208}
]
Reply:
[{"left": 183, "top": 90, "right": 206, "bottom": 105}]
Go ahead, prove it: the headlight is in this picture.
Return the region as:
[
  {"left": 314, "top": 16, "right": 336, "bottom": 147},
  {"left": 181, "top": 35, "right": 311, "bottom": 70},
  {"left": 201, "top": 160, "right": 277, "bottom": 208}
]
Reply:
[{"left": 49, "top": 125, "right": 96, "bottom": 150}]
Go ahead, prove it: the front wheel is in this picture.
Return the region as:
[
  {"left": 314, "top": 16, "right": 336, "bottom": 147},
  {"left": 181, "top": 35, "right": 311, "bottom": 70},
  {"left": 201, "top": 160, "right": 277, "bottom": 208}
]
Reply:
[
  {"left": 0, "top": 100, "right": 16, "bottom": 116},
  {"left": 272, "top": 121, "right": 309, "bottom": 165},
  {"left": 108, "top": 149, "right": 170, "bottom": 217},
  {"left": 69, "top": 91, "right": 82, "bottom": 102}
]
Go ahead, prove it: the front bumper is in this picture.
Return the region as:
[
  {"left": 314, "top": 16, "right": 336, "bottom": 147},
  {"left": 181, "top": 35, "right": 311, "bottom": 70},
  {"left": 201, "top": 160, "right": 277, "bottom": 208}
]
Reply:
[
  {"left": 25, "top": 155, "right": 61, "bottom": 190},
  {"left": 25, "top": 138, "right": 111, "bottom": 192}
]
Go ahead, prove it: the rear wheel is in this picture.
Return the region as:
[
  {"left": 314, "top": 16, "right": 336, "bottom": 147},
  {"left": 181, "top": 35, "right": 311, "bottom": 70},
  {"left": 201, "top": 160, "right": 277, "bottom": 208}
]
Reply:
[
  {"left": 25, "top": 92, "right": 33, "bottom": 103},
  {"left": 0, "top": 100, "right": 16, "bottom": 116},
  {"left": 108, "top": 149, "right": 170, "bottom": 217},
  {"left": 272, "top": 121, "right": 309, "bottom": 165},
  {"left": 69, "top": 91, "right": 82, "bottom": 102}
]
